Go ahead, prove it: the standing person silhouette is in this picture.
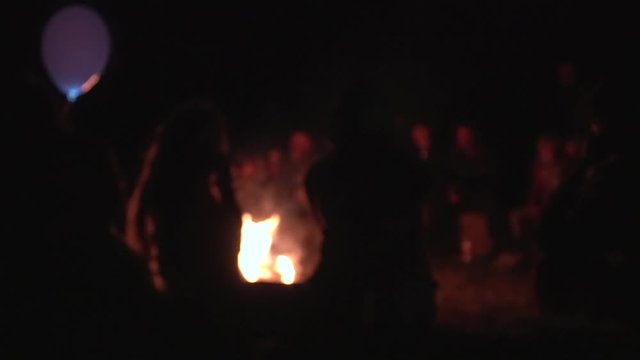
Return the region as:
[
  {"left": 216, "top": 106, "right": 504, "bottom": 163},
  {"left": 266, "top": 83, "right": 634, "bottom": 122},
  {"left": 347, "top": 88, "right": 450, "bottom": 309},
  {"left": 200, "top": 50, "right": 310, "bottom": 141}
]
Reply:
[
  {"left": 6, "top": 71, "right": 157, "bottom": 358},
  {"left": 306, "top": 85, "right": 436, "bottom": 358},
  {"left": 148, "top": 100, "right": 243, "bottom": 357},
  {"left": 537, "top": 74, "right": 640, "bottom": 328}
]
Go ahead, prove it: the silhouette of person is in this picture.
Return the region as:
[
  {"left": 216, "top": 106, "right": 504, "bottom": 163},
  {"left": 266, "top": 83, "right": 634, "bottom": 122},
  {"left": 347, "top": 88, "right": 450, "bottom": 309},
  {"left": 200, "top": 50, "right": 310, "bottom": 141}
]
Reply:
[
  {"left": 7, "top": 79, "right": 158, "bottom": 358},
  {"left": 409, "top": 123, "right": 450, "bottom": 255},
  {"left": 147, "top": 100, "right": 242, "bottom": 356},
  {"left": 537, "top": 74, "right": 640, "bottom": 327},
  {"left": 447, "top": 124, "right": 502, "bottom": 259},
  {"left": 509, "top": 135, "right": 564, "bottom": 268},
  {"left": 305, "top": 85, "right": 435, "bottom": 357},
  {"left": 530, "top": 136, "right": 563, "bottom": 211}
]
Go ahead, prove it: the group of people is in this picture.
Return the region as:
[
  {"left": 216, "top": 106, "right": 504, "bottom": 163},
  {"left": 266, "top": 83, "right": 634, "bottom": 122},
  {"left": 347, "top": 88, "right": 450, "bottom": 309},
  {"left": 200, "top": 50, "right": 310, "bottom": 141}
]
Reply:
[
  {"left": 134, "top": 88, "right": 439, "bottom": 357},
  {"left": 8, "top": 63, "right": 638, "bottom": 358},
  {"left": 232, "top": 113, "right": 590, "bottom": 275},
  {"left": 407, "top": 121, "right": 591, "bottom": 265},
  {"left": 219, "top": 90, "right": 438, "bottom": 356},
  {"left": 8, "top": 81, "right": 439, "bottom": 358},
  {"left": 231, "top": 75, "right": 640, "bottom": 336}
]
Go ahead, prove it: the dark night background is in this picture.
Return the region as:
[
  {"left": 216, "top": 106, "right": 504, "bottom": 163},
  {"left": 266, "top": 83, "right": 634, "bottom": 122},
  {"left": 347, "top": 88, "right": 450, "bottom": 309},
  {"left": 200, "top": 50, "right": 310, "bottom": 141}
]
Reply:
[
  {"left": 9, "top": 0, "right": 637, "bottom": 202},
  {"left": 5, "top": 1, "right": 639, "bottom": 358}
]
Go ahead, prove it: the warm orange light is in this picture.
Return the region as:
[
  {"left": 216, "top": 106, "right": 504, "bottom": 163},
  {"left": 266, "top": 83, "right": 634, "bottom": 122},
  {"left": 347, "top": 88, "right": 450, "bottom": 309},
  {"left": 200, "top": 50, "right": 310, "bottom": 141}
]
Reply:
[
  {"left": 237, "top": 213, "right": 297, "bottom": 285},
  {"left": 275, "top": 255, "right": 296, "bottom": 285}
]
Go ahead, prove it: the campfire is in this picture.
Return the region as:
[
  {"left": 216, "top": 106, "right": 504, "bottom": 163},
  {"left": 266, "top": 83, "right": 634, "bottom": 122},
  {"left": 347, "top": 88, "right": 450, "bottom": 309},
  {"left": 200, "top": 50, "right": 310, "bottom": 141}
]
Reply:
[{"left": 238, "top": 213, "right": 297, "bottom": 285}]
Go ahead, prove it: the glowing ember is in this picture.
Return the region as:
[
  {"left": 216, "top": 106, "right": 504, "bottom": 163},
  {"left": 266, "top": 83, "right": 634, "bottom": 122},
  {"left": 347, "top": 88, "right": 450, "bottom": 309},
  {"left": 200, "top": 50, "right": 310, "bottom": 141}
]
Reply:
[{"left": 237, "top": 213, "right": 297, "bottom": 284}]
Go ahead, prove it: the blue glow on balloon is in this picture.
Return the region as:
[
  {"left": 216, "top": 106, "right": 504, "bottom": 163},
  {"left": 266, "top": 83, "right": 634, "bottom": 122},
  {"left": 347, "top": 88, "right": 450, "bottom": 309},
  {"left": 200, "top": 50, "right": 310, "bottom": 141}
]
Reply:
[
  {"left": 66, "top": 88, "right": 82, "bottom": 102},
  {"left": 42, "top": 5, "right": 110, "bottom": 101}
]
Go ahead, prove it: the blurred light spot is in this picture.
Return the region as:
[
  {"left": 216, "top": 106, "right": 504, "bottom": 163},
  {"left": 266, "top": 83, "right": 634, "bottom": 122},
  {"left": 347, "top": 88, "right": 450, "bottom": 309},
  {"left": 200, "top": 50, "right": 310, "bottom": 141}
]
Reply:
[{"left": 66, "top": 87, "right": 81, "bottom": 102}]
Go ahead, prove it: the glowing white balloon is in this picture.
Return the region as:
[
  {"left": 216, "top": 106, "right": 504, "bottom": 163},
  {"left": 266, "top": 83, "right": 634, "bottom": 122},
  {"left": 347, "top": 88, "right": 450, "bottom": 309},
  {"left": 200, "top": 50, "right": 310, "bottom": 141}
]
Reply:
[{"left": 42, "top": 5, "right": 110, "bottom": 102}]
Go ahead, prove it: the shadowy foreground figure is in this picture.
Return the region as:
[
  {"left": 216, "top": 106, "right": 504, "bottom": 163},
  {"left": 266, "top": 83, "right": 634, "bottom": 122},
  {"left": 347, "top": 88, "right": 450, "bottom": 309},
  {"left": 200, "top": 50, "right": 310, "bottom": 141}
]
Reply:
[
  {"left": 147, "top": 100, "right": 243, "bottom": 357},
  {"left": 537, "top": 76, "right": 640, "bottom": 329},
  {"left": 7, "top": 80, "right": 157, "bottom": 359},
  {"left": 305, "top": 86, "right": 436, "bottom": 358}
]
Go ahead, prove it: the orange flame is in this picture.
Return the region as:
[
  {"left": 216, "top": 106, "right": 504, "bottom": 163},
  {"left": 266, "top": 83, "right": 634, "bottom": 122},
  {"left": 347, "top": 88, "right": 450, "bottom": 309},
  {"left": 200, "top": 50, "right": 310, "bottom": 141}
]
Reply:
[
  {"left": 237, "top": 213, "right": 296, "bottom": 284},
  {"left": 275, "top": 255, "right": 296, "bottom": 285}
]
